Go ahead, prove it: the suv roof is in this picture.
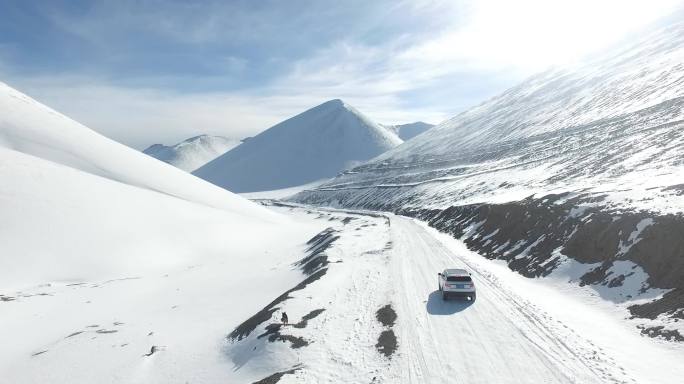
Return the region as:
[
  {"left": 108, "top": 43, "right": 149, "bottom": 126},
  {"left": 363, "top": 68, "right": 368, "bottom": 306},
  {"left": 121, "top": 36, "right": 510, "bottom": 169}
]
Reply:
[{"left": 444, "top": 268, "right": 469, "bottom": 276}]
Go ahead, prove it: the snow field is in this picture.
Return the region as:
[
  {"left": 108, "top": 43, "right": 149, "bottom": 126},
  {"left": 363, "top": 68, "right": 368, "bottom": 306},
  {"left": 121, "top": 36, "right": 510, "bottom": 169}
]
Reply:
[{"left": 0, "top": 208, "right": 326, "bottom": 384}]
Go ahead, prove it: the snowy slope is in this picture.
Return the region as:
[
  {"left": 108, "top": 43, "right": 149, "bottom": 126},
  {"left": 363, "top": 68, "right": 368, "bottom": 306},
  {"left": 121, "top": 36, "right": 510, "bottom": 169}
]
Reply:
[
  {"left": 382, "top": 121, "right": 434, "bottom": 140},
  {"left": 298, "top": 21, "right": 684, "bottom": 213},
  {"left": 293, "top": 18, "right": 684, "bottom": 336},
  {"left": 0, "top": 174, "right": 327, "bottom": 383},
  {"left": 0, "top": 81, "right": 336, "bottom": 382},
  {"left": 143, "top": 135, "right": 242, "bottom": 172},
  {"left": 0, "top": 80, "right": 287, "bottom": 289},
  {"left": 0, "top": 147, "right": 287, "bottom": 288},
  {"left": 0, "top": 82, "right": 275, "bottom": 217},
  {"left": 193, "top": 99, "right": 402, "bottom": 193}
]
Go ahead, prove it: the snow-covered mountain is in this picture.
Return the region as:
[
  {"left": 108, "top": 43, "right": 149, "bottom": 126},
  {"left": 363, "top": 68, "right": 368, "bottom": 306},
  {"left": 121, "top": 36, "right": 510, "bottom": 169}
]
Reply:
[
  {"left": 0, "top": 80, "right": 297, "bottom": 289},
  {"left": 293, "top": 18, "right": 684, "bottom": 337},
  {"left": 3, "top": 72, "right": 683, "bottom": 382},
  {"left": 0, "top": 81, "right": 346, "bottom": 382},
  {"left": 193, "top": 99, "right": 402, "bottom": 193},
  {"left": 382, "top": 121, "right": 434, "bottom": 140},
  {"left": 143, "top": 134, "right": 242, "bottom": 172}
]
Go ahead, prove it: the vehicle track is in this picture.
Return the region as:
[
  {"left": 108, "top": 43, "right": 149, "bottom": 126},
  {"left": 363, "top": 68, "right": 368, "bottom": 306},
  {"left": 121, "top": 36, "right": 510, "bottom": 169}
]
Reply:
[{"left": 388, "top": 215, "right": 625, "bottom": 384}]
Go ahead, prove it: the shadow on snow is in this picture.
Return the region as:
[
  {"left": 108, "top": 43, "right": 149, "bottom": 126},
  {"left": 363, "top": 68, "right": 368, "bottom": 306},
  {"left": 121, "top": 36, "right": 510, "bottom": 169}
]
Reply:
[{"left": 426, "top": 290, "right": 474, "bottom": 315}]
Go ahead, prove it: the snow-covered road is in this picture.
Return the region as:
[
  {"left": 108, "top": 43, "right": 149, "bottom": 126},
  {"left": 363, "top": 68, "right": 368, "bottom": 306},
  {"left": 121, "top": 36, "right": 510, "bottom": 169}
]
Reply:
[
  {"left": 389, "top": 216, "right": 614, "bottom": 384},
  {"left": 263, "top": 205, "right": 684, "bottom": 384}
]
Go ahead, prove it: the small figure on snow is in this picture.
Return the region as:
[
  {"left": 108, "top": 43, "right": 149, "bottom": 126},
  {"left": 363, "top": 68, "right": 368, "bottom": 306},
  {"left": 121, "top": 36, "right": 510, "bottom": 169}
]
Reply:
[{"left": 281, "top": 311, "right": 289, "bottom": 325}]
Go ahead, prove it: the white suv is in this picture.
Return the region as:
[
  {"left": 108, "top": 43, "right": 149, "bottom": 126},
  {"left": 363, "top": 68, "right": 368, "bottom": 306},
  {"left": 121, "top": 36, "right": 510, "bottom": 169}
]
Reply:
[{"left": 438, "top": 269, "right": 476, "bottom": 301}]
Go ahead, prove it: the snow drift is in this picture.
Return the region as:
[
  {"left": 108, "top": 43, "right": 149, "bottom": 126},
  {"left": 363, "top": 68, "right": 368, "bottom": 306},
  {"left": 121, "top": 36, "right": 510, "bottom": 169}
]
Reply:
[
  {"left": 193, "top": 99, "right": 402, "bottom": 193},
  {"left": 143, "top": 134, "right": 242, "bottom": 172}
]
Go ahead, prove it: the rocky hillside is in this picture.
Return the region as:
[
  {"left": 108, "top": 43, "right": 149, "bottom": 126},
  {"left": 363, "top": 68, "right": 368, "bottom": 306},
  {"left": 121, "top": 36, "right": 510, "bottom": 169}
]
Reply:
[{"left": 291, "top": 18, "right": 684, "bottom": 340}]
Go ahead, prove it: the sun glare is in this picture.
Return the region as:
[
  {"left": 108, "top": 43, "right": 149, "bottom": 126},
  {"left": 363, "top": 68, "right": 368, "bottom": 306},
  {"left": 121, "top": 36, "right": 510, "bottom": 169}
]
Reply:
[
  {"left": 412, "top": 0, "right": 681, "bottom": 72},
  {"left": 488, "top": 0, "right": 681, "bottom": 67}
]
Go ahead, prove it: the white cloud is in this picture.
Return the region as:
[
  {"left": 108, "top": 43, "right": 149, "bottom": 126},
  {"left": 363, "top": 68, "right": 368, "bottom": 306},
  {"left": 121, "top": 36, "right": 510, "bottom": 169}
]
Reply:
[
  {"left": 3, "top": 0, "right": 680, "bottom": 150},
  {"left": 8, "top": 73, "right": 447, "bottom": 150},
  {"left": 7, "top": 78, "right": 286, "bottom": 149}
]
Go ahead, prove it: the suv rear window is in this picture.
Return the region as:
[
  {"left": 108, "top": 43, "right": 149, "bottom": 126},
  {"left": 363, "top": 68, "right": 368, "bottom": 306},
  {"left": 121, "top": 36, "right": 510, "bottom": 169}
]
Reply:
[{"left": 447, "top": 276, "right": 471, "bottom": 282}]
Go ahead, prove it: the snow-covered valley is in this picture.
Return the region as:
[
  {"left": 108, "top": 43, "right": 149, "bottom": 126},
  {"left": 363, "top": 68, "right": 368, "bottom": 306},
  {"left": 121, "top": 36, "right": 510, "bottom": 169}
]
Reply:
[
  {"left": 3, "top": 4, "right": 684, "bottom": 383},
  {"left": 5, "top": 202, "right": 684, "bottom": 383}
]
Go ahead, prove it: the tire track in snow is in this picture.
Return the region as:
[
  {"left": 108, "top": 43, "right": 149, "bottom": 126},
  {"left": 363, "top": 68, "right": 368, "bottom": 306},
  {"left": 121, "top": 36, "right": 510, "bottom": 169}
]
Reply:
[
  {"left": 256, "top": 204, "right": 633, "bottom": 383},
  {"left": 388, "top": 215, "right": 624, "bottom": 384},
  {"left": 439, "top": 240, "right": 634, "bottom": 384}
]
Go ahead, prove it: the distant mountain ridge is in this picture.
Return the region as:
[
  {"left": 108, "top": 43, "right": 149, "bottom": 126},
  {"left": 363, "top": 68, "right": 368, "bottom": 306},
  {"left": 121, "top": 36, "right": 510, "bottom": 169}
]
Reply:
[
  {"left": 0, "top": 80, "right": 284, "bottom": 290},
  {"left": 193, "top": 99, "right": 402, "bottom": 193},
  {"left": 382, "top": 121, "right": 434, "bottom": 140},
  {"left": 143, "top": 134, "right": 243, "bottom": 172}
]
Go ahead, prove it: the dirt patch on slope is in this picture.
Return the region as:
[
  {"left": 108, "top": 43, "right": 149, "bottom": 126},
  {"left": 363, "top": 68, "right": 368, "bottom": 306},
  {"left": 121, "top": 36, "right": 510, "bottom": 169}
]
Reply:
[
  {"left": 638, "top": 325, "right": 684, "bottom": 342},
  {"left": 375, "top": 304, "right": 398, "bottom": 358},
  {"left": 251, "top": 366, "right": 301, "bottom": 384},
  {"left": 662, "top": 184, "right": 684, "bottom": 196},
  {"left": 227, "top": 268, "right": 327, "bottom": 342},
  {"left": 257, "top": 323, "right": 309, "bottom": 349},
  {"left": 293, "top": 308, "right": 326, "bottom": 328},
  {"left": 376, "top": 305, "right": 397, "bottom": 327},
  {"left": 376, "top": 330, "right": 397, "bottom": 358},
  {"left": 251, "top": 308, "right": 327, "bottom": 349},
  {"left": 629, "top": 289, "right": 684, "bottom": 320},
  {"left": 398, "top": 194, "right": 684, "bottom": 328},
  {"left": 295, "top": 228, "right": 339, "bottom": 275},
  {"left": 228, "top": 228, "right": 340, "bottom": 343}
]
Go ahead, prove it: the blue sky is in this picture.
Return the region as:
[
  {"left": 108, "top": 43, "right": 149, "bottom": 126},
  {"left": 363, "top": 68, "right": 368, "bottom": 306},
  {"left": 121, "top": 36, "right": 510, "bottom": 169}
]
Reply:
[{"left": 0, "top": 0, "right": 679, "bottom": 148}]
